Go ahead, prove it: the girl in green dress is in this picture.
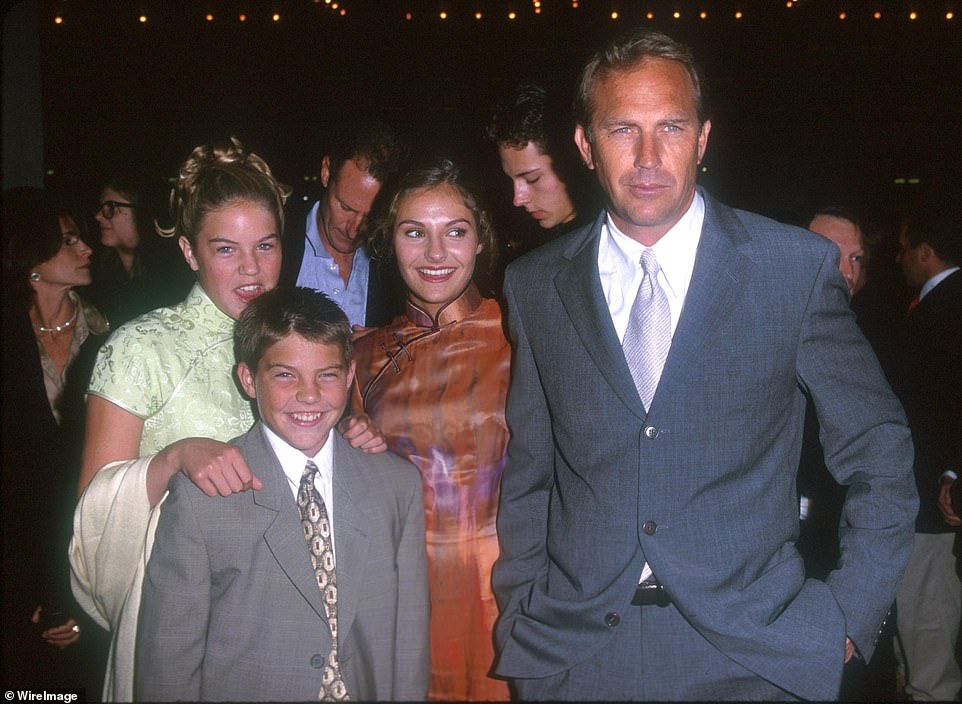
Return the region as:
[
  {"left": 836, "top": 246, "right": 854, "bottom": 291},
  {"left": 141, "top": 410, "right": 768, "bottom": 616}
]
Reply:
[{"left": 72, "top": 138, "right": 383, "bottom": 700}]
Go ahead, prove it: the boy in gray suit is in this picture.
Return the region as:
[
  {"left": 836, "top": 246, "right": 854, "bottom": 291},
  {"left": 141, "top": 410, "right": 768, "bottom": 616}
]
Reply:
[{"left": 136, "top": 287, "right": 430, "bottom": 701}]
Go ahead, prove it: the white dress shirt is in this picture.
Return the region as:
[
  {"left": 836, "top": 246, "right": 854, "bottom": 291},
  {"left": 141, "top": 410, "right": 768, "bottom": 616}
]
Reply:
[
  {"left": 920, "top": 266, "right": 960, "bottom": 301},
  {"left": 599, "top": 192, "right": 705, "bottom": 343},
  {"left": 263, "top": 423, "right": 338, "bottom": 562},
  {"left": 597, "top": 192, "right": 706, "bottom": 583}
]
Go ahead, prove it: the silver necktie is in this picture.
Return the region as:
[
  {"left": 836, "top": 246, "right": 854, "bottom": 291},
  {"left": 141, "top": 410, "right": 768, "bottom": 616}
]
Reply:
[{"left": 622, "top": 248, "right": 671, "bottom": 411}]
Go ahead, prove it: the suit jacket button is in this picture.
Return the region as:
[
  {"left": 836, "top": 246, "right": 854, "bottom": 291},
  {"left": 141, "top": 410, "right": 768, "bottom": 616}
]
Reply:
[
  {"left": 644, "top": 426, "right": 658, "bottom": 439},
  {"left": 310, "top": 654, "right": 324, "bottom": 669},
  {"left": 605, "top": 612, "right": 620, "bottom": 627},
  {"left": 643, "top": 520, "right": 657, "bottom": 535}
]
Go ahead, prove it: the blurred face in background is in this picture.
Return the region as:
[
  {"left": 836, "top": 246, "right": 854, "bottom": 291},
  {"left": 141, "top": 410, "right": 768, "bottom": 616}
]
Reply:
[
  {"left": 499, "top": 142, "right": 576, "bottom": 230},
  {"left": 317, "top": 157, "right": 382, "bottom": 256},
  {"left": 32, "top": 217, "right": 93, "bottom": 289},
  {"left": 809, "top": 214, "right": 866, "bottom": 295},
  {"left": 897, "top": 226, "right": 929, "bottom": 288},
  {"left": 95, "top": 188, "right": 140, "bottom": 252}
]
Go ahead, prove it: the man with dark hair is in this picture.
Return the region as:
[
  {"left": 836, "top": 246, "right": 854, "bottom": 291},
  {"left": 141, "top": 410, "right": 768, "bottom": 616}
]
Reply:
[
  {"left": 892, "top": 204, "right": 962, "bottom": 701},
  {"left": 281, "top": 121, "right": 407, "bottom": 327},
  {"left": 492, "top": 27, "right": 916, "bottom": 700},
  {"left": 485, "top": 83, "right": 593, "bottom": 234}
]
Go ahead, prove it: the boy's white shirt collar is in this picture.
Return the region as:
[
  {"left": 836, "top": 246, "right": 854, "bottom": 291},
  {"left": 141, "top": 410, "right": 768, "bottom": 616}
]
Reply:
[{"left": 261, "top": 422, "right": 337, "bottom": 559}]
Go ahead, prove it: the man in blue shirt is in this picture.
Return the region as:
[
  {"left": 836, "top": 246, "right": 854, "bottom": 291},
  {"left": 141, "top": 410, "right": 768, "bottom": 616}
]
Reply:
[{"left": 281, "top": 121, "right": 407, "bottom": 327}]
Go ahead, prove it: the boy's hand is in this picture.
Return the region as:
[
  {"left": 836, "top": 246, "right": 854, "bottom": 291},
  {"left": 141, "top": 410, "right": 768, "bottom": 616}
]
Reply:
[{"left": 339, "top": 414, "right": 388, "bottom": 454}]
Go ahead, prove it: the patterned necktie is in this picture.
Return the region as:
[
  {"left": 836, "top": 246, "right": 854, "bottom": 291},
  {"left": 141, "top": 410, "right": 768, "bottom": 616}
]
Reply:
[
  {"left": 622, "top": 248, "right": 672, "bottom": 411},
  {"left": 298, "top": 460, "right": 350, "bottom": 701}
]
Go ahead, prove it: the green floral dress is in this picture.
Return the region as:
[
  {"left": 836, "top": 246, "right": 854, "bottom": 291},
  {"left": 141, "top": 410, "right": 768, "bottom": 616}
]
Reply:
[{"left": 88, "top": 283, "right": 253, "bottom": 452}]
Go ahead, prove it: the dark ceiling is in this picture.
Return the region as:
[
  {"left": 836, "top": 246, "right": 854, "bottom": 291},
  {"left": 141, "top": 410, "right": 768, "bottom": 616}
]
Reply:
[{"left": 37, "top": 0, "right": 962, "bottom": 223}]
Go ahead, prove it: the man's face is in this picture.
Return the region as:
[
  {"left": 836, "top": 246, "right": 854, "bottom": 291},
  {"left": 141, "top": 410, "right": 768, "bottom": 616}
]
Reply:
[
  {"left": 575, "top": 58, "right": 710, "bottom": 246},
  {"left": 317, "top": 156, "right": 382, "bottom": 256},
  {"left": 897, "top": 227, "right": 928, "bottom": 287},
  {"left": 237, "top": 334, "right": 354, "bottom": 458},
  {"left": 498, "top": 142, "right": 577, "bottom": 230},
  {"left": 809, "top": 214, "right": 866, "bottom": 295}
]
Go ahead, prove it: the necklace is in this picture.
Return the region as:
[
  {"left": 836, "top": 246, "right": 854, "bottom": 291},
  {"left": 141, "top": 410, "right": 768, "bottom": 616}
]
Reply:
[{"left": 36, "top": 303, "right": 79, "bottom": 333}]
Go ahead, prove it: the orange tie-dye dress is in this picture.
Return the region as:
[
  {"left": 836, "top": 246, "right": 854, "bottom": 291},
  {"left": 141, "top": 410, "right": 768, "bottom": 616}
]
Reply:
[{"left": 352, "top": 284, "right": 511, "bottom": 701}]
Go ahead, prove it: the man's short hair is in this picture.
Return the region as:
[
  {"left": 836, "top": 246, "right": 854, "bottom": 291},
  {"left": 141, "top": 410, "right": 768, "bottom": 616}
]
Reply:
[
  {"left": 484, "top": 82, "right": 595, "bottom": 215},
  {"left": 808, "top": 205, "right": 864, "bottom": 234},
  {"left": 574, "top": 27, "right": 709, "bottom": 140},
  {"left": 326, "top": 121, "right": 408, "bottom": 185},
  {"left": 485, "top": 83, "right": 555, "bottom": 152},
  {"left": 807, "top": 204, "right": 881, "bottom": 268},
  {"left": 902, "top": 203, "right": 962, "bottom": 265},
  {"left": 234, "top": 287, "right": 353, "bottom": 372}
]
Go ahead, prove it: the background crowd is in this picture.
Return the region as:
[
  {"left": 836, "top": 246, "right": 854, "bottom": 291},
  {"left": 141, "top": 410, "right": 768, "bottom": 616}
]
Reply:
[{"left": 2, "top": 2, "right": 960, "bottom": 701}]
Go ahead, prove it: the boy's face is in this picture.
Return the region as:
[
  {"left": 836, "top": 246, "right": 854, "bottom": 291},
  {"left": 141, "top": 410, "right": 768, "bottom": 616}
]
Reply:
[{"left": 237, "top": 333, "right": 354, "bottom": 457}]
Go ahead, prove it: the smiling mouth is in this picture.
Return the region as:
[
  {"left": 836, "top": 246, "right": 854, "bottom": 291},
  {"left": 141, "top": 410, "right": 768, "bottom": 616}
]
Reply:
[
  {"left": 417, "top": 267, "right": 456, "bottom": 282},
  {"left": 290, "top": 411, "right": 324, "bottom": 424}
]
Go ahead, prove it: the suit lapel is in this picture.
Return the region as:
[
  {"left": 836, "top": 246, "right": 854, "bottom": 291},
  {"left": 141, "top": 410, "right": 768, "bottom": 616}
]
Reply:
[
  {"left": 651, "top": 194, "right": 753, "bottom": 410},
  {"left": 328, "top": 433, "right": 372, "bottom": 643},
  {"left": 555, "top": 215, "right": 648, "bottom": 419},
  {"left": 247, "top": 425, "right": 330, "bottom": 623}
]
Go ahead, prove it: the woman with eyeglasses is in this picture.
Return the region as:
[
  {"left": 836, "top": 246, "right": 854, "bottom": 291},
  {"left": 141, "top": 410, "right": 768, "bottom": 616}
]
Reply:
[
  {"left": 2, "top": 187, "right": 110, "bottom": 693},
  {"left": 89, "top": 173, "right": 192, "bottom": 326}
]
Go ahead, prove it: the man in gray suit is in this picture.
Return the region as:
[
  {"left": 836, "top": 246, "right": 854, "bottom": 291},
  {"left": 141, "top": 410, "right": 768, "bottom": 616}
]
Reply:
[
  {"left": 136, "top": 288, "right": 429, "bottom": 701},
  {"left": 492, "top": 28, "right": 917, "bottom": 700}
]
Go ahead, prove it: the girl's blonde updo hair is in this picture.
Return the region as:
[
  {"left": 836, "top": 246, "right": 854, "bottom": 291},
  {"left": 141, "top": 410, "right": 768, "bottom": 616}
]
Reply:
[{"left": 157, "top": 136, "right": 291, "bottom": 245}]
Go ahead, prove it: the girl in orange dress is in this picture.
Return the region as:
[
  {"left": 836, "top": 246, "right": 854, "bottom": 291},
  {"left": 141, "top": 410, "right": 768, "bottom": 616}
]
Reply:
[{"left": 352, "top": 159, "right": 510, "bottom": 700}]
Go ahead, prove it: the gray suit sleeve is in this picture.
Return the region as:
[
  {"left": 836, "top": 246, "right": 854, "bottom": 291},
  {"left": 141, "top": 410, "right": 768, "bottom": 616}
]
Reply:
[
  {"left": 135, "top": 475, "right": 210, "bottom": 701},
  {"left": 393, "top": 468, "right": 431, "bottom": 700},
  {"left": 797, "top": 247, "right": 917, "bottom": 658},
  {"left": 491, "top": 271, "right": 555, "bottom": 658}
]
